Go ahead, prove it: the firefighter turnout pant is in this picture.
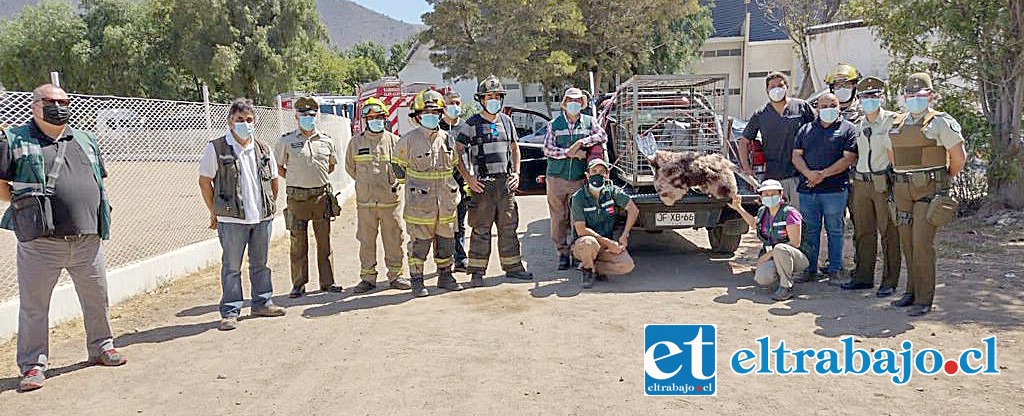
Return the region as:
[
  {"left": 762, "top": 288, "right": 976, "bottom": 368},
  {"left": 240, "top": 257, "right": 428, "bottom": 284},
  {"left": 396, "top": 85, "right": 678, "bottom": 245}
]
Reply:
[
  {"left": 466, "top": 174, "right": 525, "bottom": 274},
  {"left": 356, "top": 205, "right": 405, "bottom": 283}
]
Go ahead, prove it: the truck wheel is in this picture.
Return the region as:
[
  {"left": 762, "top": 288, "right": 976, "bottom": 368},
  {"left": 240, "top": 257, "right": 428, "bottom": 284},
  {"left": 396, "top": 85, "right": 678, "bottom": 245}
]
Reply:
[{"left": 707, "top": 224, "right": 743, "bottom": 254}]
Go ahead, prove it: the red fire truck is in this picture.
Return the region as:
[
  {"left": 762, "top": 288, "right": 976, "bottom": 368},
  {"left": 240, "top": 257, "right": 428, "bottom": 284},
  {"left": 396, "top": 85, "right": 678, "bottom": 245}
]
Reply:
[{"left": 353, "top": 77, "right": 450, "bottom": 136}]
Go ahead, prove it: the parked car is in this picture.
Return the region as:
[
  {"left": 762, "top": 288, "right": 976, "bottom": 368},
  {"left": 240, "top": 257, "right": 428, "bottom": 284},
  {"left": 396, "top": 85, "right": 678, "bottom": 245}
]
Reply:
[{"left": 503, "top": 106, "right": 550, "bottom": 195}]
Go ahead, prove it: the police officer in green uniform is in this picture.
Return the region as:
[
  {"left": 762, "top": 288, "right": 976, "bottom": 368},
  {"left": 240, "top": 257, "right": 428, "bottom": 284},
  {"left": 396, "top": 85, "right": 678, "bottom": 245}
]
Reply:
[
  {"left": 274, "top": 97, "right": 343, "bottom": 297},
  {"left": 454, "top": 75, "right": 533, "bottom": 287},
  {"left": 886, "top": 73, "right": 967, "bottom": 316},
  {"left": 841, "top": 77, "right": 902, "bottom": 296}
]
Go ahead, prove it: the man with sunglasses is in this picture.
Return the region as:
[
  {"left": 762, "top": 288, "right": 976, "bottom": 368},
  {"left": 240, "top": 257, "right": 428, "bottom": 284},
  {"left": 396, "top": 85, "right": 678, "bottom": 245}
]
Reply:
[
  {"left": 0, "top": 83, "right": 126, "bottom": 391},
  {"left": 275, "top": 97, "right": 343, "bottom": 298},
  {"left": 840, "top": 77, "right": 902, "bottom": 297},
  {"left": 886, "top": 72, "right": 967, "bottom": 317},
  {"left": 346, "top": 97, "right": 410, "bottom": 293},
  {"left": 454, "top": 75, "right": 533, "bottom": 288},
  {"left": 199, "top": 98, "right": 285, "bottom": 331}
]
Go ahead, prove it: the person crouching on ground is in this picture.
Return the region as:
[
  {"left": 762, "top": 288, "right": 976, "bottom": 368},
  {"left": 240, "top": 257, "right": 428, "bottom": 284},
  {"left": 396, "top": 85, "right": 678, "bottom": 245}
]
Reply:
[
  {"left": 569, "top": 158, "right": 638, "bottom": 288},
  {"left": 728, "top": 179, "right": 808, "bottom": 301}
]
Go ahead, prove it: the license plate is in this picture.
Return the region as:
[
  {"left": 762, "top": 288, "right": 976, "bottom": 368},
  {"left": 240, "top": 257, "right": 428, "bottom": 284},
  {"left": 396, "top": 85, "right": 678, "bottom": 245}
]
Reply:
[{"left": 655, "top": 211, "right": 695, "bottom": 226}]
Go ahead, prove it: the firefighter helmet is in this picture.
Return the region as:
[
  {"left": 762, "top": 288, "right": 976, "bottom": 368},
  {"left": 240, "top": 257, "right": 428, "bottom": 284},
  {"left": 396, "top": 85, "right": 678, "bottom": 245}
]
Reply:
[
  {"left": 475, "top": 75, "right": 506, "bottom": 99},
  {"left": 824, "top": 63, "right": 861, "bottom": 86},
  {"left": 411, "top": 89, "right": 445, "bottom": 114},
  {"left": 361, "top": 97, "right": 387, "bottom": 117}
]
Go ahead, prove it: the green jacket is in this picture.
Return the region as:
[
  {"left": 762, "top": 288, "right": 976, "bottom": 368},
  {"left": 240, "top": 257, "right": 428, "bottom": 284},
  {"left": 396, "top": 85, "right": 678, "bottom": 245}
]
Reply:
[{"left": 1, "top": 124, "right": 111, "bottom": 240}]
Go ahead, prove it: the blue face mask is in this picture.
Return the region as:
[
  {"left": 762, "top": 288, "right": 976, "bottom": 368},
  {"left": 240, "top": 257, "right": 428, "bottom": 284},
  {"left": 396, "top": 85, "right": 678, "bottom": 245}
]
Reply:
[
  {"left": 419, "top": 113, "right": 441, "bottom": 130},
  {"left": 367, "top": 119, "right": 385, "bottom": 133},
  {"left": 446, "top": 104, "right": 461, "bottom": 119},
  {"left": 761, "top": 195, "right": 781, "bottom": 208},
  {"left": 299, "top": 115, "right": 317, "bottom": 131},
  {"left": 906, "top": 96, "right": 930, "bottom": 114},
  {"left": 485, "top": 99, "right": 503, "bottom": 114},
  {"left": 565, "top": 101, "right": 582, "bottom": 116},
  {"left": 233, "top": 121, "right": 254, "bottom": 139},
  {"left": 819, "top": 107, "right": 840, "bottom": 124},
  {"left": 861, "top": 98, "right": 882, "bottom": 114}
]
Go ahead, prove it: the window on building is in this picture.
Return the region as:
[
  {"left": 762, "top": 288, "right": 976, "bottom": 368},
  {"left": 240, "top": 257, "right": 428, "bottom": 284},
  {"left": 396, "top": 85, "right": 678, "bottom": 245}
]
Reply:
[
  {"left": 729, "top": 88, "right": 741, "bottom": 95},
  {"left": 702, "top": 48, "right": 742, "bottom": 58},
  {"left": 505, "top": 83, "right": 520, "bottom": 90},
  {"left": 749, "top": 70, "right": 792, "bottom": 78}
]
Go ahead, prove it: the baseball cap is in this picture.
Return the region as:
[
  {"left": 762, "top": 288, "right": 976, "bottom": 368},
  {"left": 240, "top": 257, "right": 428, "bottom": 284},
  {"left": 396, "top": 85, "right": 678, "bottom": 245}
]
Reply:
[{"left": 587, "top": 158, "right": 609, "bottom": 171}]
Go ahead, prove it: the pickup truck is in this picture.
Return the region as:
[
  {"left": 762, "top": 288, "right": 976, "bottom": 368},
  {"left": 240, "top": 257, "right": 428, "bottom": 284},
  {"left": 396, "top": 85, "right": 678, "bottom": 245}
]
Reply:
[{"left": 601, "top": 75, "right": 760, "bottom": 254}]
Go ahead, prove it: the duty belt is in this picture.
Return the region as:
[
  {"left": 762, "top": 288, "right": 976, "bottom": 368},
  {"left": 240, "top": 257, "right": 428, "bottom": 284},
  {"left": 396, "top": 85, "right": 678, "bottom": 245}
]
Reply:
[
  {"left": 286, "top": 185, "right": 329, "bottom": 200},
  {"left": 851, "top": 171, "right": 873, "bottom": 182},
  {"left": 891, "top": 168, "right": 947, "bottom": 184}
]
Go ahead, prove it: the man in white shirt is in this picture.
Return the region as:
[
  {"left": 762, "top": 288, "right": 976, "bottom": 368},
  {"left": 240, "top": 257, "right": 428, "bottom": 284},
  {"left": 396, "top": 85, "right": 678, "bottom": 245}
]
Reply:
[{"left": 198, "top": 98, "right": 286, "bottom": 331}]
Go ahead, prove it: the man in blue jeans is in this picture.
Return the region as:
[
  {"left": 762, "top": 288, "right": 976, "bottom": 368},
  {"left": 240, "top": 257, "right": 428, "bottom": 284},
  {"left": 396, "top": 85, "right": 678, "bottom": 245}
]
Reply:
[
  {"left": 199, "top": 98, "right": 286, "bottom": 331},
  {"left": 792, "top": 93, "right": 857, "bottom": 282}
]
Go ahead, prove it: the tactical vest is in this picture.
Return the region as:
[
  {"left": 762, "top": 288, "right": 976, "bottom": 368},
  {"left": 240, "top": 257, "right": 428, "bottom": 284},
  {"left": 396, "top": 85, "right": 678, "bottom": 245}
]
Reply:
[
  {"left": 546, "top": 115, "right": 591, "bottom": 180},
  {"left": 464, "top": 114, "right": 513, "bottom": 177},
  {"left": 0, "top": 125, "right": 111, "bottom": 240},
  {"left": 755, "top": 204, "right": 795, "bottom": 249},
  {"left": 210, "top": 136, "right": 276, "bottom": 219},
  {"left": 889, "top": 110, "right": 947, "bottom": 171}
]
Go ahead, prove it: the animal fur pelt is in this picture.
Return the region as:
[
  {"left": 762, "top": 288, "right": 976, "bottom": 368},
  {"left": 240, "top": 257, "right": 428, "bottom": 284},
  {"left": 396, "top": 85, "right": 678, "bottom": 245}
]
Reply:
[{"left": 650, "top": 150, "right": 738, "bottom": 206}]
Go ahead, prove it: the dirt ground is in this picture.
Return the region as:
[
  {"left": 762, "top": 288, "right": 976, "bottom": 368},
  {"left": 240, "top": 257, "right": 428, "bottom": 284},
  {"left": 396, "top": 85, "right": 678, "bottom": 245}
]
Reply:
[{"left": 0, "top": 196, "right": 1021, "bottom": 415}]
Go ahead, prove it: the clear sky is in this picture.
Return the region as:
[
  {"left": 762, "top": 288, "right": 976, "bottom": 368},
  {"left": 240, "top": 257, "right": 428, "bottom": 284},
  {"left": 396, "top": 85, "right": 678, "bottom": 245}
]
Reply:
[{"left": 350, "top": 0, "right": 432, "bottom": 25}]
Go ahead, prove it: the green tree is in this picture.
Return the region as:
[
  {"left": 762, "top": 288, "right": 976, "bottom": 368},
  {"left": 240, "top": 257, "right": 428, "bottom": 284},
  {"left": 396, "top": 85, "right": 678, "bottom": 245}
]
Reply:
[
  {"left": 0, "top": 1, "right": 91, "bottom": 91},
  {"left": 385, "top": 38, "right": 416, "bottom": 76},
  {"left": 852, "top": 0, "right": 1024, "bottom": 209},
  {"left": 155, "top": 0, "right": 327, "bottom": 104},
  {"left": 346, "top": 41, "right": 388, "bottom": 73}
]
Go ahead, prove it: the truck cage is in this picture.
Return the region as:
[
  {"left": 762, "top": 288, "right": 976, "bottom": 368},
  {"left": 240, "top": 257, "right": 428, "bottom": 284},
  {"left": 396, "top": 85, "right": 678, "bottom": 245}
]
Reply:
[{"left": 605, "top": 74, "right": 730, "bottom": 187}]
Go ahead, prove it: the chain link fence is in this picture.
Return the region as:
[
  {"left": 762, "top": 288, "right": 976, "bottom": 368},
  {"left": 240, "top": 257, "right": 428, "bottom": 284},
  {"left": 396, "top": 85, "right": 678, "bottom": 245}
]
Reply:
[{"left": 0, "top": 91, "right": 352, "bottom": 304}]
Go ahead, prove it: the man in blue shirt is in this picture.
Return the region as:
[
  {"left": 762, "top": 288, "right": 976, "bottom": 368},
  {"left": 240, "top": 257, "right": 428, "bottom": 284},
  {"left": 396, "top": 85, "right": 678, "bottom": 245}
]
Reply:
[{"left": 792, "top": 93, "right": 857, "bottom": 282}]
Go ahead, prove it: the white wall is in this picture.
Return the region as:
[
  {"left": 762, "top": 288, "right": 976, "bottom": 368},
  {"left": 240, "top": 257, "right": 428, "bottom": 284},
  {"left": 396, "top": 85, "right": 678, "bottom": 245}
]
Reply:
[
  {"left": 806, "top": 25, "right": 892, "bottom": 93},
  {"left": 695, "top": 38, "right": 798, "bottom": 120}
]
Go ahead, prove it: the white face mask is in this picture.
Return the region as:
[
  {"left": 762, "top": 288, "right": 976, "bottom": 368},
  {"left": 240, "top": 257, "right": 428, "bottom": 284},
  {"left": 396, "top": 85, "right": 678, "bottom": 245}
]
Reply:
[
  {"left": 768, "top": 87, "right": 787, "bottom": 102},
  {"left": 835, "top": 87, "right": 853, "bottom": 103}
]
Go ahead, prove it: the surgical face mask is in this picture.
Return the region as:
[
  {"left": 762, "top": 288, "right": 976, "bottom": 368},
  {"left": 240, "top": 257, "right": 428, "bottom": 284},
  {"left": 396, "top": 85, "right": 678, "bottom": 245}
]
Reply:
[
  {"left": 861, "top": 98, "right": 882, "bottom": 114},
  {"left": 768, "top": 87, "right": 787, "bottom": 102},
  {"left": 588, "top": 174, "right": 606, "bottom": 192},
  {"left": 906, "top": 96, "right": 930, "bottom": 114},
  {"left": 565, "top": 101, "right": 582, "bottom": 116},
  {"left": 233, "top": 121, "right": 254, "bottom": 139},
  {"left": 819, "top": 107, "right": 840, "bottom": 124},
  {"left": 419, "top": 113, "right": 441, "bottom": 130},
  {"left": 367, "top": 118, "right": 385, "bottom": 133},
  {"left": 42, "top": 103, "right": 71, "bottom": 126},
  {"left": 485, "top": 99, "right": 503, "bottom": 114},
  {"left": 445, "top": 104, "right": 461, "bottom": 119},
  {"left": 761, "top": 195, "right": 781, "bottom": 208},
  {"left": 299, "top": 115, "right": 317, "bottom": 131},
  {"left": 835, "top": 87, "right": 853, "bottom": 103}
]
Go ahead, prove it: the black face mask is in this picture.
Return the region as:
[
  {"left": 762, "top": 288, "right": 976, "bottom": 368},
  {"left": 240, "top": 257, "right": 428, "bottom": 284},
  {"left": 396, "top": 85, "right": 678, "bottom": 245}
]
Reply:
[
  {"left": 588, "top": 175, "right": 606, "bottom": 189},
  {"left": 42, "top": 103, "right": 71, "bottom": 126}
]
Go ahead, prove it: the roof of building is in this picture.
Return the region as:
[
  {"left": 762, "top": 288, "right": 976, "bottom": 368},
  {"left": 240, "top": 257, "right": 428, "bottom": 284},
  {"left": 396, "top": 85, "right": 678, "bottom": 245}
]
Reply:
[{"left": 703, "top": 0, "right": 790, "bottom": 42}]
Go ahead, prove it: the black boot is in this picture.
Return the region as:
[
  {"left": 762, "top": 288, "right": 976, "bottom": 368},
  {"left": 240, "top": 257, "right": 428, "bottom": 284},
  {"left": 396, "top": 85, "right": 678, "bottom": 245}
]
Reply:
[
  {"left": 890, "top": 293, "right": 914, "bottom": 307},
  {"left": 557, "top": 254, "right": 571, "bottom": 270},
  {"left": 580, "top": 268, "right": 595, "bottom": 289},
  {"left": 436, "top": 270, "right": 464, "bottom": 291},
  {"left": 410, "top": 276, "right": 428, "bottom": 297},
  {"left": 468, "top": 272, "right": 484, "bottom": 288}
]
